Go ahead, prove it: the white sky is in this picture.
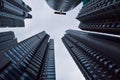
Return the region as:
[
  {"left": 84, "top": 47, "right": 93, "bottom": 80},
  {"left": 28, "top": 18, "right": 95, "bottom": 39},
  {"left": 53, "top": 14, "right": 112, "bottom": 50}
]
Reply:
[{"left": 0, "top": 0, "right": 85, "bottom": 80}]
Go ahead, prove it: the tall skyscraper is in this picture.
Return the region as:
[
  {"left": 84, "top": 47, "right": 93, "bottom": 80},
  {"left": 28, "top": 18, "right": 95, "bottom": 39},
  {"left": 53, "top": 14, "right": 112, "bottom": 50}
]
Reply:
[
  {"left": 46, "top": 0, "right": 82, "bottom": 14},
  {"left": 0, "top": 31, "right": 56, "bottom": 80},
  {"left": 0, "top": 0, "right": 32, "bottom": 27},
  {"left": 61, "top": 0, "right": 120, "bottom": 80},
  {"left": 0, "top": 31, "right": 17, "bottom": 52},
  {"left": 62, "top": 30, "right": 120, "bottom": 80},
  {"left": 77, "top": 0, "right": 120, "bottom": 34},
  {"left": 40, "top": 39, "right": 56, "bottom": 80}
]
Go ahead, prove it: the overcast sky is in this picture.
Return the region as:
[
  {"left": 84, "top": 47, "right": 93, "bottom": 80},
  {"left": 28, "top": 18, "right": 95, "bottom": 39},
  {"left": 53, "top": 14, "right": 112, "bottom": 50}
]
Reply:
[{"left": 0, "top": 0, "right": 85, "bottom": 80}]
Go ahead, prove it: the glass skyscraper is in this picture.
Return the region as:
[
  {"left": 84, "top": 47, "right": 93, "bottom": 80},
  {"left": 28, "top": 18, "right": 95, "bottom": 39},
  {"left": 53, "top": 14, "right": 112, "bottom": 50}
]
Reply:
[
  {"left": 0, "top": 0, "right": 32, "bottom": 27},
  {"left": 0, "top": 31, "right": 17, "bottom": 52},
  {"left": 46, "top": 0, "right": 82, "bottom": 14},
  {"left": 77, "top": 0, "right": 120, "bottom": 34},
  {"left": 0, "top": 31, "right": 56, "bottom": 80},
  {"left": 62, "top": 0, "right": 120, "bottom": 80},
  {"left": 62, "top": 30, "right": 120, "bottom": 80}
]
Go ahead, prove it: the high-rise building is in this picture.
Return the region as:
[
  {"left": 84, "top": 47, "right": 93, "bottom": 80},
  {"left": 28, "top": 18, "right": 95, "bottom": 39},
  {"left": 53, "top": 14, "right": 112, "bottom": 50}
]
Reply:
[
  {"left": 46, "top": 0, "right": 82, "bottom": 14},
  {"left": 52, "top": 0, "right": 120, "bottom": 80},
  {"left": 77, "top": 0, "right": 120, "bottom": 34},
  {"left": 62, "top": 30, "right": 120, "bottom": 80},
  {"left": 40, "top": 39, "right": 56, "bottom": 80},
  {"left": 0, "top": 31, "right": 56, "bottom": 80},
  {"left": 0, "top": 31, "right": 17, "bottom": 52},
  {"left": 0, "top": 0, "right": 32, "bottom": 27}
]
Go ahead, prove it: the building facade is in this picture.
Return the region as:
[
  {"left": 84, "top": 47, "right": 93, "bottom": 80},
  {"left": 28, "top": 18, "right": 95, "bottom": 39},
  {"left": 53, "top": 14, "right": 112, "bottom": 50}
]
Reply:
[
  {"left": 62, "top": 0, "right": 120, "bottom": 80},
  {"left": 62, "top": 30, "right": 120, "bottom": 80},
  {"left": 77, "top": 0, "right": 120, "bottom": 34},
  {"left": 0, "top": 31, "right": 56, "bottom": 80},
  {"left": 0, "top": 0, "right": 32, "bottom": 27},
  {"left": 0, "top": 31, "right": 17, "bottom": 52},
  {"left": 46, "top": 0, "right": 82, "bottom": 12}
]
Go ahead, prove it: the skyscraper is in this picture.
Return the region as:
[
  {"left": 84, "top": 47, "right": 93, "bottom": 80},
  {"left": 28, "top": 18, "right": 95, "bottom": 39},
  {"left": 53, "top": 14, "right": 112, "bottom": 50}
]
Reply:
[
  {"left": 0, "top": 0, "right": 32, "bottom": 27},
  {"left": 0, "top": 31, "right": 56, "bottom": 80},
  {"left": 0, "top": 31, "right": 17, "bottom": 52},
  {"left": 61, "top": 0, "right": 120, "bottom": 80},
  {"left": 62, "top": 30, "right": 120, "bottom": 80},
  {"left": 46, "top": 0, "right": 82, "bottom": 14},
  {"left": 40, "top": 39, "right": 56, "bottom": 80},
  {"left": 77, "top": 0, "right": 120, "bottom": 34}
]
